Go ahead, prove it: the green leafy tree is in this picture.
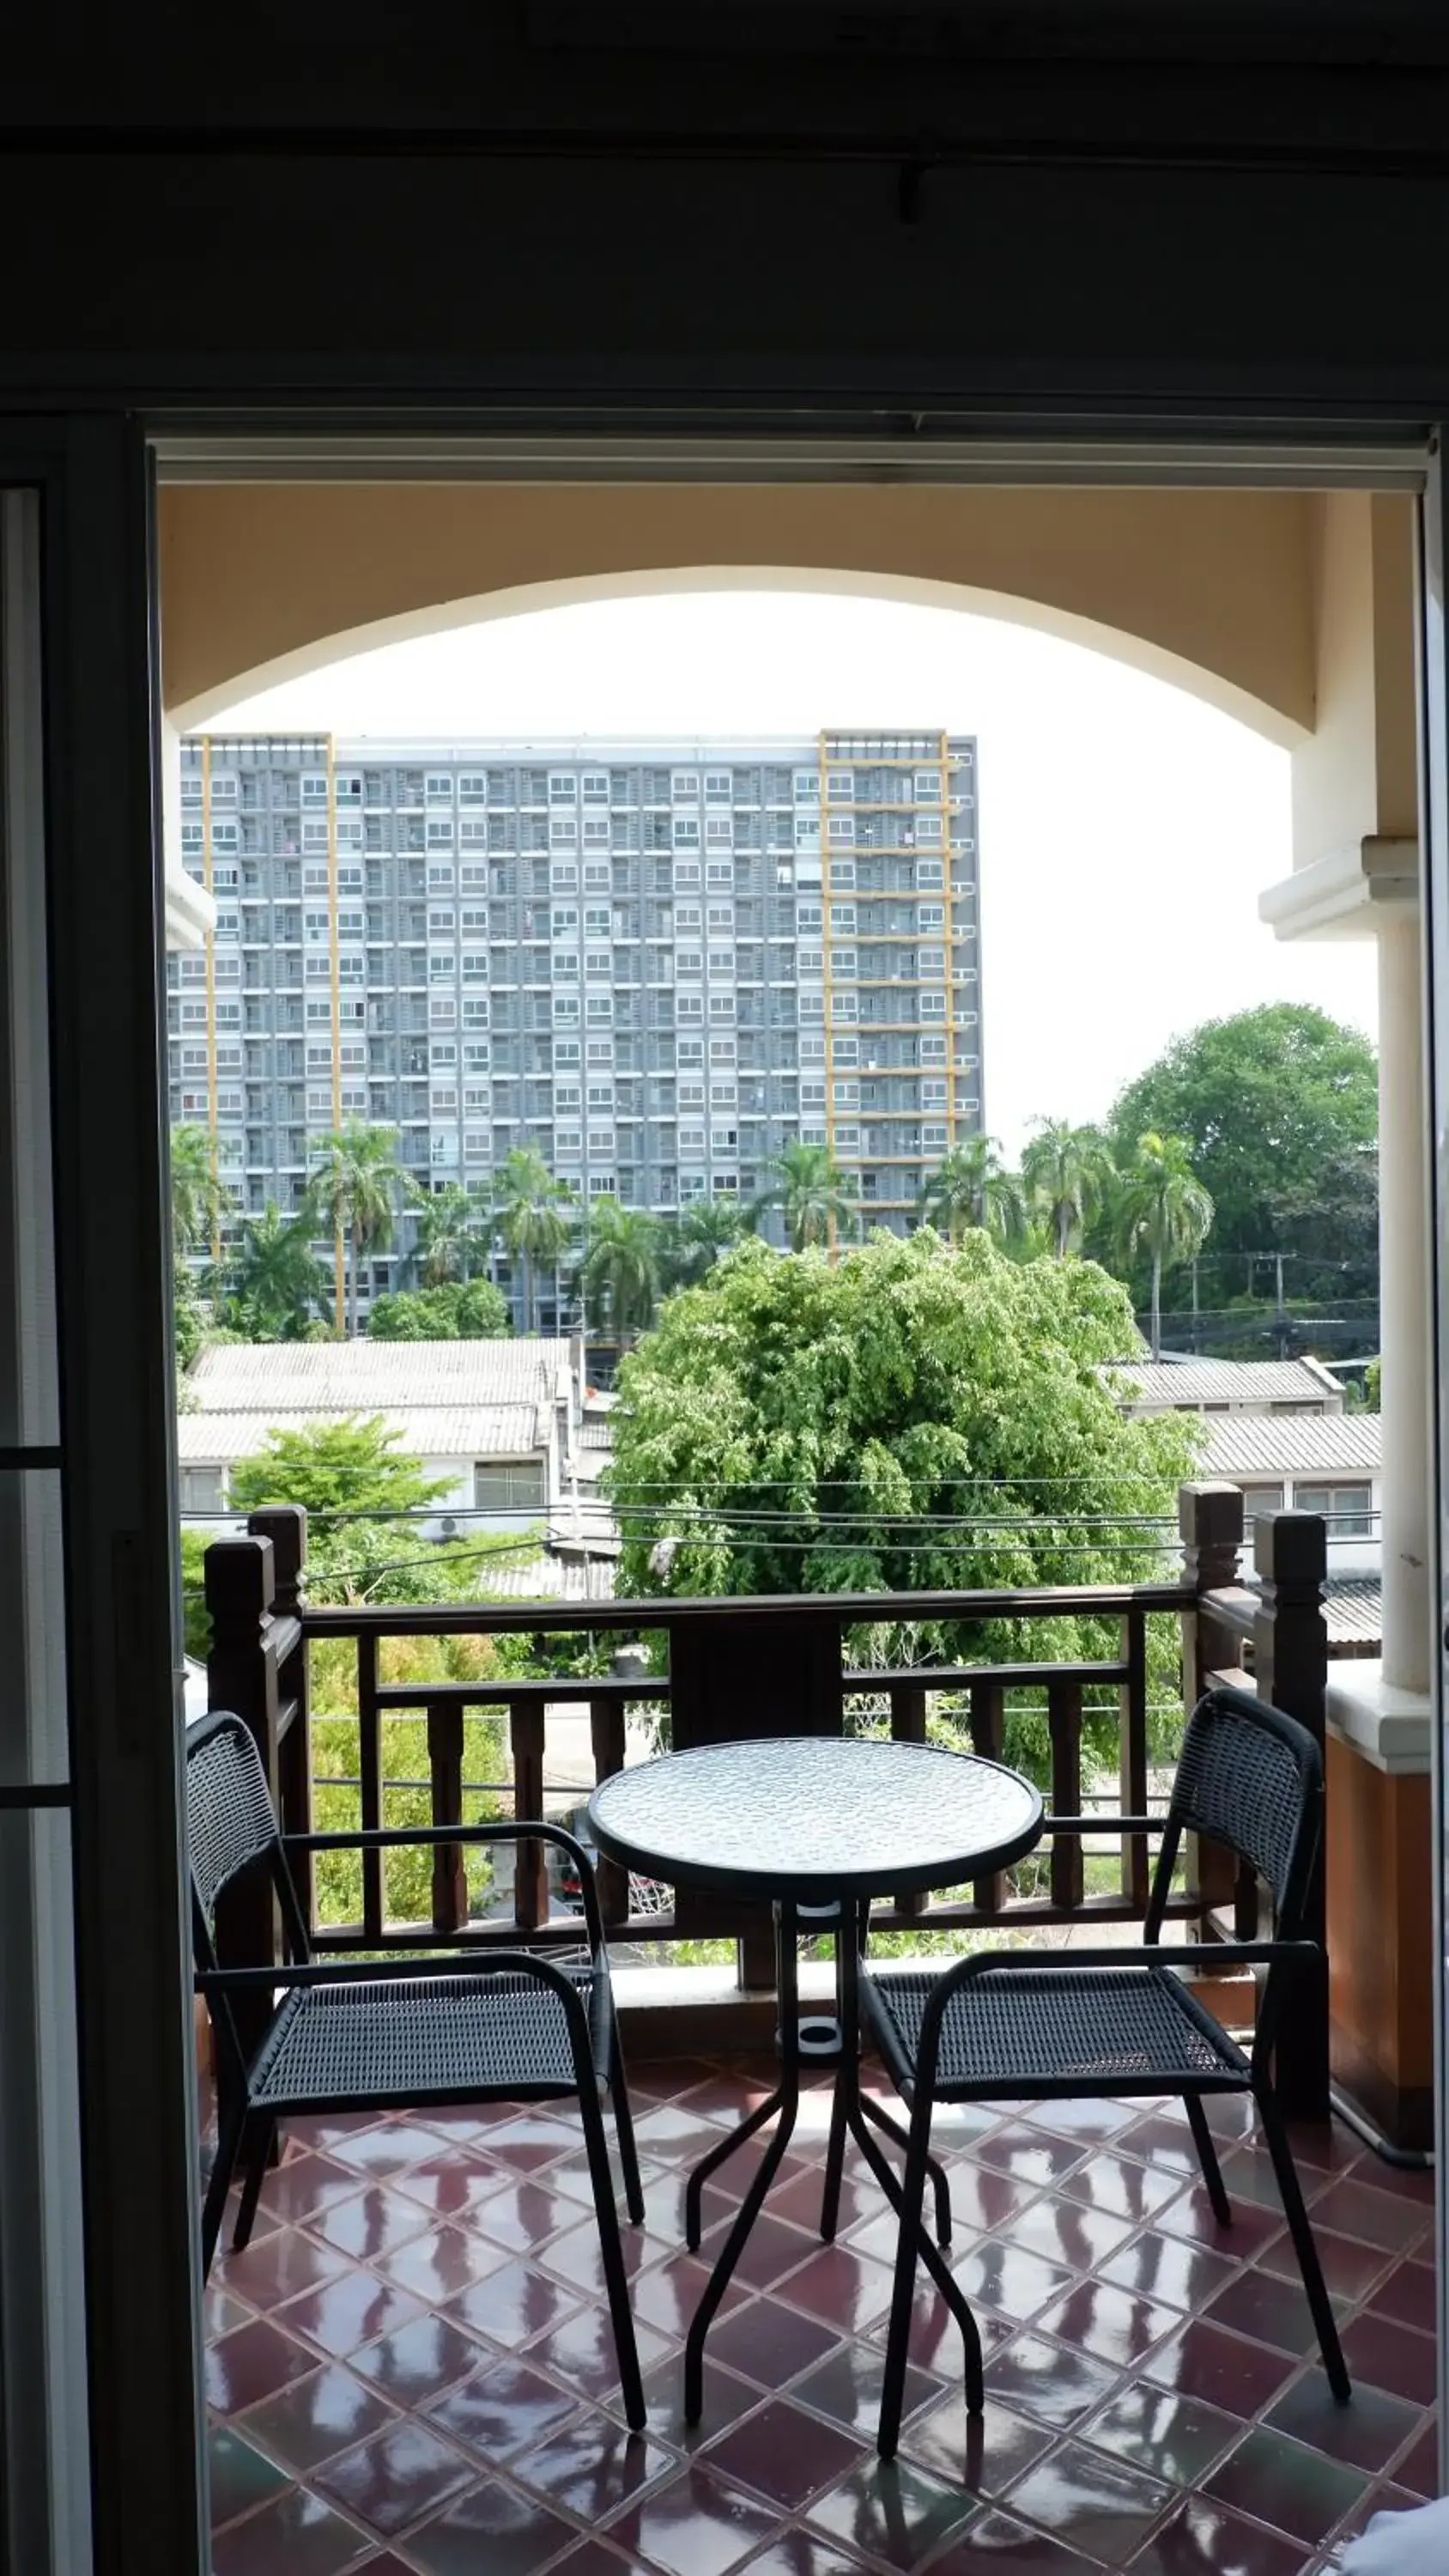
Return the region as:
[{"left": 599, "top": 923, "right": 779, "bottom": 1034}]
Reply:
[
  {"left": 579, "top": 1200, "right": 664, "bottom": 1344},
  {"left": 221, "top": 1200, "right": 333, "bottom": 1340},
  {"left": 751, "top": 1142, "right": 858, "bottom": 1252},
  {"left": 228, "top": 1414, "right": 454, "bottom": 1522},
  {"left": 609, "top": 1227, "right": 1197, "bottom": 1649},
  {"left": 1108, "top": 1005, "right": 1378, "bottom": 1297},
  {"left": 918, "top": 1138, "right": 1025, "bottom": 1246},
  {"left": 1022, "top": 1120, "right": 1113, "bottom": 1259},
  {"left": 659, "top": 1198, "right": 749, "bottom": 1291},
  {"left": 493, "top": 1147, "right": 577, "bottom": 1333},
  {"left": 1113, "top": 1131, "right": 1215, "bottom": 1361},
  {"left": 306, "top": 1121, "right": 415, "bottom": 1339},
  {"left": 170, "top": 1123, "right": 234, "bottom": 1265},
  {"left": 367, "top": 1279, "right": 511, "bottom": 1340},
  {"left": 407, "top": 1182, "right": 487, "bottom": 1287}
]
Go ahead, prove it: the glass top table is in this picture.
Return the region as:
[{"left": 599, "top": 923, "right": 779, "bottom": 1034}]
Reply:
[{"left": 588, "top": 1735, "right": 1043, "bottom": 2421}]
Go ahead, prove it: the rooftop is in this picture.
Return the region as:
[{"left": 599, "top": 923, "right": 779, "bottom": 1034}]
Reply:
[
  {"left": 178, "top": 1404, "right": 543, "bottom": 1467},
  {"left": 188, "top": 1339, "right": 572, "bottom": 1413},
  {"left": 1201, "top": 1415, "right": 1381, "bottom": 1479},
  {"left": 1106, "top": 1358, "right": 1343, "bottom": 1413}
]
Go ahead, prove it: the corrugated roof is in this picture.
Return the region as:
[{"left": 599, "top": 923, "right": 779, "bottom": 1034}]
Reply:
[
  {"left": 1201, "top": 1416, "right": 1381, "bottom": 1478},
  {"left": 476, "top": 1555, "right": 617, "bottom": 1603},
  {"left": 1104, "top": 1358, "right": 1341, "bottom": 1408},
  {"left": 189, "top": 1338, "right": 570, "bottom": 1413},
  {"left": 177, "top": 1405, "right": 542, "bottom": 1463},
  {"left": 1322, "top": 1579, "right": 1382, "bottom": 1655}
]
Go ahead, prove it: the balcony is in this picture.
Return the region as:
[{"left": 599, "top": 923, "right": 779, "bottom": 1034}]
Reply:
[{"left": 195, "top": 1484, "right": 1437, "bottom": 2573}]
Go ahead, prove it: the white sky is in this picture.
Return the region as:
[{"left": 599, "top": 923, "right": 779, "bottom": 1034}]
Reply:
[{"left": 215, "top": 592, "right": 1378, "bottom": 1159}]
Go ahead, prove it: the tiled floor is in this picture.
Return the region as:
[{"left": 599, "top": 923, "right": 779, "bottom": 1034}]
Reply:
[{"left": 204, "top": 2057, "right": 1439, "bottom": 2575}]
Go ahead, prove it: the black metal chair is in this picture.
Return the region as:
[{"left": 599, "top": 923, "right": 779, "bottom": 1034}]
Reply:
[
  {"left": 860, "top": 1683, "right": 1350, "bottom": 2459},
  {"left": 187, "top": 1708, "right": 646, "bottom": 2430}
]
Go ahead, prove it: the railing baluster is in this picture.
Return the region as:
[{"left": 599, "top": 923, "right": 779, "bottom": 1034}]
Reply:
[
  {"left": 356, "top": 1627, "right": 384, "bottom": 1942},
  {"left": 426, "top": 1697, "right": 468, "bottom": 1935},
  {"left": 512, "top": 1706, "right": 549, "bottom": 1930},
  {"left": 889, "top": 1682, "right": 928, "bottom": 1915},
  {"left": 1119, "top": 1607, "right": 1149, "bottom": 1912},
  {"left": 249, "top": 1504, "right": 312, "bottom": 1931},
  {"left": 589, "top": 1694, "right": 630, "bottom": 1927},
  {"left": 1047, "top": 1677, "right": 1084, "bottom": 1913},
  {"left": 969, "top": 1680, "right": 1007, "bottom": 1911}
]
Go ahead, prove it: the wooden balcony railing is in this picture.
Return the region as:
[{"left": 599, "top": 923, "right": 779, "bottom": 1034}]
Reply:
[{"left": 200, "top": 1478, "right": 1331, "bottom": 2117}]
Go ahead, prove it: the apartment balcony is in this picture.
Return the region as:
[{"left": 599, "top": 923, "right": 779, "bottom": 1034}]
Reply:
[{"left": 195, "top": 1487, "right": 1436, "bottom": 2575}]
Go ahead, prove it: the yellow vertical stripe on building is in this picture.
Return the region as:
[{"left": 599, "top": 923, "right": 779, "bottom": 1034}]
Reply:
[
  {"left": 327, "top": 735, "right": 345, "bottom": 1329},
  {"left": 818, "top": 729, "right": 836, "bottom": 1256},
  {"left": 202, "top": 735, "right": 221, "bottom": 1263},
  {"left": 938, "top": 730, "right": 956, "bottom": 1149}
]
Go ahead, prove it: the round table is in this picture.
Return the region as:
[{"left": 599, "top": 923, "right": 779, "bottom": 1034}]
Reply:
[{"left": 587, "top": 1736, "right": 1043, "bottom": 2421}]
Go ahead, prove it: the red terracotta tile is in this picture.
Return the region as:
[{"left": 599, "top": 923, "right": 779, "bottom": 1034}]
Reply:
[
  {"left": 275, "top": 2271, "right": 428, "bottom": 2361},
  {"left": 476, "top": 2111, "right": 583, "bottom": 2172},
  {"left": 506, "top": 2409, "right": 677, "bottom": 2518},
  {"left": 792, "top": 2339, "right": 942, "bottom": 2442},
  {"left": 349, "top": 2310, "right": 492, "bottom": 2406},
  {"left": 1022, "top": 2099, "right": 1140, "bottom": 2142},
  {"left": 240, "top": 2153, "right": 365, "bottom": 2227},
  {"left": 522, "top": 2300, "right": 675, "bottom": 2400},
  {"left": 631, "top": 2251, "right": 751, "bottom": 2342},
  {"left": 373, "top": 2221, "right": 512, "bottom": 2305},
  {"left": 1367, "top": 2257, "right": 1437, "bottom": 2336},
  {"left": 1264, "top": 2366, "right": 1425, "bottom": 2476},
  {"left": 537, "top": 2215, "right": 668, "bottom": 2302},
  {"left": 236, "top": 2360, "right": 397, "bottom": 2473},
  {"left": 1392, "top": 2416, "right": 1440, "bottom": 2499},
  {"left": 423, "top": 2354, "right": 579, "bottom": 2464},
  {"left": 1003, "top": 2195, "right": 1137, "bottom": 2275},
  {"left": 403, "top": 2473, "right": 580, "bottom": 2576},
  {"left": 708, "top": 2297, "right": 842, "bottom": 2390},
  {"left": 443, "top": 2258, "right": 583, "bottom": 2351},
  {"left": 1201, "top": 2421, "right": 1369, "bottom": 2547},
  {"left": 1057, "top": 2153, "right": 1187, "bottom": 2228},
  {"left": 469, "top": 2175, "right": 590, "bottom": 2249},
  {"left": 1340, "top": 2312, "right": 1439, "bottom": 2408},
  {"left": 206, "top": 2316, "right": 318, "bottom": 2413},
  {"left": 209, "top": 2484, "right": 376, "bottom": 2575},
  {"left": 325, "top": 2118, "right": 459, "bottom": 2179},
  {"left": 949, "top": 2238, "right": 1078, "bottom": 2327},
  {"left": 311, "top": 2184, "right": 438, "bottom": 2264},
  {"left": 388, "top": 2153, "right": 512, "bottom": 2226},
  {"left": 705, "top": 2399, "right": 864, "bottom": 2513},
  {"left": 311, "top": 2416, "right": 478, "bottom": 2537},
  {"left": 1143, "top": 2320, "right": 1298, "bottom": 2417},
  {"left": 610, "top": 2463, "right": 785, "bottom": 2576},
  {"left": 774, "top": 2244, "right": 895, "bottom": 2335},
  {"left": 732, "top": 2530, "right": 876, "bottom": 2576},
  {"left": 900, "top": 2391, "right": 1054, "bottom": 2494},
  {"left": 1094, "top": 2230, "right": 1240, "bottom": 2314},
  {"left": 924, "top": 2513, "right": 1101, "bottom": 2572},
  {"left": 1346, "top": 2149, "right": 1435, "bottom": 2204},
  {"left": 1254, "top": 2222, "right": 1393, "bottom": 2305},
  {"left": 973, "top": 2127, "right": 1094, "bottom": 2190},
  {"left": 1202, "top": 2265, "right": 1343, "bottom": 2358},
  {"left": 803, "top": 2454, "right": 979, "bottom": 2573},
  {"left": 1125, "top": 2493, "right": 1307, "bottom": 2575},
  {"left": 1306, "top": 2174, "right": 1433, "bottom": 2255},
  {"left": 1154, "top": 2187, "right": 1284, "bottom": 2260},
  {"left": 697, "top": 2211, "right": 822, "bottom": 2296},
  {"left": 952, "top": 2330, "right": 1118, "bottom": 2433},
  {"left": 215, "top": 2226, "right": 355, "bottom": 2312},
  {"left": 1034, "top": 2280, "right": 1180, "bottom": 2372},
  {"left": 1001, "top": 2438, "right": 1173, "bottom": 2561}
]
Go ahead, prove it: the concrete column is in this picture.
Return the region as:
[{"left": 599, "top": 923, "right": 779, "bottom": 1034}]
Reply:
[{"left": 1377, "top": 913, "right": 1432, "bottom": 1693}]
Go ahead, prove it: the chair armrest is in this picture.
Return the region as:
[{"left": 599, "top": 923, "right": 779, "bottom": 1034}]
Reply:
[
  {"left": 915, "top": 1941, "right": 1320, "bottom": 1980},
  {"left": 197, "top": 1948, "right": 587, "bottom": 1997},
  {"left": 282, "top": 1819, "right": 605, "bottom": 1949}
]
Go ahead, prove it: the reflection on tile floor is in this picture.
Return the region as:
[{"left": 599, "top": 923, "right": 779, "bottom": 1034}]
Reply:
[{"left": 206, "top": 2058, "right": 1439, "bottom": 2574}]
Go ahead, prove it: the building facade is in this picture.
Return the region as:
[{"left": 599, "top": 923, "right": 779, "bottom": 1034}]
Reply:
[{"left": 168, "top": 730, "right": 982, "bottom": 1326}]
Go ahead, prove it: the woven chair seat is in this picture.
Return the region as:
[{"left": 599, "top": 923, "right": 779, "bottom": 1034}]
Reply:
[
  {"left": 863, "top": 1962, "right": 1248, "bottom": 2095},
  {"left": 249, "top": 1968, "right": 602, "bottom": 2109}
]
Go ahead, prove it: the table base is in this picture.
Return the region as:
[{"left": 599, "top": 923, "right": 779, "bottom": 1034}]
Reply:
[{"left": 680, "top": 1901, "right": 984, "bottom": 2424}]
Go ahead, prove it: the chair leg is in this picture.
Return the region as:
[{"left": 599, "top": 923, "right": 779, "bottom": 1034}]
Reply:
[
  {"left": 1184, "top": 2094, "right": 1232, "bottom": 2226},
  {"left": 820, "top": 2058, "right": 850, "bottom": 2242},
  {"left": 879, "top": 2091, "right": 960, "bottom": 2461},
  {"left": 1256, "top": 2087, "right": 1351, "bottom": 2403},
  {"left": 232, "top": 2113, "right": 276, "bottom": 2253},
  {"left": 200, "top": 2106, "right": 245, "bottom": 2282},
  {"left": 858, "top": 2089, "right": 953, "bottom": 2247},
  {"left": 609, "top": 2018, "right": 646, "bottom": 2227},
  {"left": 579, "top": 2074, "right": 647, "bottom": 2433}
]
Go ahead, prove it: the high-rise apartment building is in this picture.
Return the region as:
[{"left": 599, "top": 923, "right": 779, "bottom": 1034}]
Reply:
[{"left": 169, "top": 732, "right": 982, "bottom": 1329}]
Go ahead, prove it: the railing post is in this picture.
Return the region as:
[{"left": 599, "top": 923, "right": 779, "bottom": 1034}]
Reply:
[
  {"left": 1119, "top": 1607, "right": 1149, "bottom": 1911},
  {"left": 1253, "top": 1510, "right": 1331, "bottom": 2123},
  {"left": 203, "top": 1533, "right": 282, "bottom": 2105},
  {"left": 1046, "top": 1676, "right": 1084, "bottom": 1913},
  {"left": 248, "top": 1504, "right": 311, "bottom": 1926},
  {"left": 511, "top": 1706, "right": 549, "bottom": 1930},
  {"left": 426, "top": 1698, "right": 468, "bottom": 1935},
  {"left": 591, "top": 1689, "right": 630, "bottom": 1929},
  {"left": 1179, "top": 1481, "right": 1246, "bottom": 1927},
  {"left": 968, "top": 1680, "right": 1008, "bottom": 1911}
]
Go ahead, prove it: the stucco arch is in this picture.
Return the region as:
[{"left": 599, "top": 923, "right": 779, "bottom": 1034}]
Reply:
[{"left": 158, "top": 482, "right": 1318, "bottom": 746}]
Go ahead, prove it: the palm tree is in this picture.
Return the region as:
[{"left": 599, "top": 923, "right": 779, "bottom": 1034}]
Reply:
[
  {"left": 1114, "top": 1129, "right": 1215, "bottom": 1360},
  {"left": 579, "top": 1200, "right": 664, "bottom": 1345},
  {"left": 1021, "top": 1118, "right": 1113, "bottom": 1259},
  {"left": 750, "top": 1142, "right": 858, "bottom": 1253},
  {"left": 170, "top": 1123, "right": 233, "bottom": 1266},
  {"left": 492, "top": 1147, "right": 577, "bottom": 1334},
  {"left": 407, "top": 1181, "right": 483, "bottom": 1287},
  {"left": 919, "top": 1138, "right": 1025, "bottom": 1246},
  {"left": 661, "top": 1196, "right": 749, "bottom": 1291},
  {"left": 305, "top": 1120, "right": 415, "bottom": 1339},
  {"left": 222, "top": 1201, "right": 333, "bottom": 1339}
]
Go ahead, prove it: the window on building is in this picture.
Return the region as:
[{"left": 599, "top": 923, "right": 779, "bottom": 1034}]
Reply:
[
  {"left": 1293, "top": 1481, "right": 1373, "bottom": 1535},
  {"left": 179, "top": 1465, "right": 225, "bottom": 1514},
  {"left": 474, "top": 1461, "right": 547, "bottom": 1510}
]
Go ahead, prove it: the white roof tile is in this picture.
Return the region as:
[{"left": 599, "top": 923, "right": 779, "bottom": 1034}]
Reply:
[
  {"left": 1105, "top": 1358, "right": 1343, "bottom": 1409},
  {"left": 189, "top": 1337, "right": 570, "bottom": 1413},
  {"left": 1201, "top": 1415, "right": 1381, "bottom": 1478},
  {"left": 177, "top": 1404, "right": 543, "bottom": 1463}
]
